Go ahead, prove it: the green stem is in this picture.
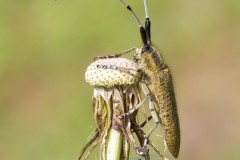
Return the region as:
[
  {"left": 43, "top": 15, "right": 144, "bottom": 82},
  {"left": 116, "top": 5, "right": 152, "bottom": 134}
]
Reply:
[{"left": 105, "top": 128, "right": 123, "bottom": 160}]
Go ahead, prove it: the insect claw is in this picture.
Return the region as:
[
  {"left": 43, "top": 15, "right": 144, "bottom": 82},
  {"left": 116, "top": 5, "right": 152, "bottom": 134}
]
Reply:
[
  {"left": 135, "top": 147, "right": 149, "bottom": 156},
  {"left": 93, "top": 56, "right": 101, "bottom": 61},
  {"left": 118, "top": 114, "right": 126, "bottom": 119},
  {"left": 118, "top": 112, "right": 131, "bottom": 119}
]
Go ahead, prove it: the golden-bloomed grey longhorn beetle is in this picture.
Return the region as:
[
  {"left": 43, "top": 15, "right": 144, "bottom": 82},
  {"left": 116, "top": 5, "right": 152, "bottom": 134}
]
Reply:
[{"left": 95, "top": 0, "right": 181, "bottom": 158}]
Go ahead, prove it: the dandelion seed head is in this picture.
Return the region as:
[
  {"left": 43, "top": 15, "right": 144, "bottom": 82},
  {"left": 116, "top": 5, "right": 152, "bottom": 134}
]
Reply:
[{"left": 85, "top": 57, "right": 141, "bottom": 88}]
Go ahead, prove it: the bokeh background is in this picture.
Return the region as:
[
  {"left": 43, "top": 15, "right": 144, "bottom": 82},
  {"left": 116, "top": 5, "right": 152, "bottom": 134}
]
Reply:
[{"left": 0, "top": 0, "right": 239, "bottom": 159}]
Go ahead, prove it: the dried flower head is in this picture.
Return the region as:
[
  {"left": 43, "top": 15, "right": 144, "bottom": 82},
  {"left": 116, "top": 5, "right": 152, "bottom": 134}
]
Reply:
[
  {"left": 85, "top": 57, "right": 141, "bottom": 88},
  {"left": 79, "top": 57, "right": 145, "bottom": 160}
]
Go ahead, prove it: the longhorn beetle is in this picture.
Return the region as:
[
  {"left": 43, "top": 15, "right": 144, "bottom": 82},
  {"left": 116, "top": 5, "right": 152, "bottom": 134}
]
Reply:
[{"left": 96, "top": 0, "right": 180, "bottom": 158}]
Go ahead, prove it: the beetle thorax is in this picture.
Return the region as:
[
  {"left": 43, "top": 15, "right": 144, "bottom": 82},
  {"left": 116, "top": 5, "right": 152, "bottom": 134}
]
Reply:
[{"left": 139, "top": 44, "right": 165, "bottom": 73}]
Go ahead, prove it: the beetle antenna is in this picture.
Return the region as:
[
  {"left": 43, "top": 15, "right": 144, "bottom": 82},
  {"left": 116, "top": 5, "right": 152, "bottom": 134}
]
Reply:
[
  {"left": 143, "top": 0, "right": 151, "bottom": 44},
  {"left": 119, "top": 0, "right": 147, "bottom": 45}
]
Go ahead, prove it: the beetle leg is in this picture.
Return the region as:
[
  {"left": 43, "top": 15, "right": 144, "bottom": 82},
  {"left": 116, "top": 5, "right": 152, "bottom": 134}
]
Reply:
[{"left": 94, "top": 47, "right": 138, "bottom": 61}]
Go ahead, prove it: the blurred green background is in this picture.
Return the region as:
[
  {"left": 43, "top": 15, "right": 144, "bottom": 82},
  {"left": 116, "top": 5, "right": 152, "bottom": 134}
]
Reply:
[{"left": 0, "top": 0, "right": 239, "bottom": 159}]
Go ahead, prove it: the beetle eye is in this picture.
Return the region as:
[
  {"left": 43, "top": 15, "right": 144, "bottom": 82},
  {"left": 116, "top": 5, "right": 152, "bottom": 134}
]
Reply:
[{"left": 141, "top": 45, "right": 150, "bottom": 53}]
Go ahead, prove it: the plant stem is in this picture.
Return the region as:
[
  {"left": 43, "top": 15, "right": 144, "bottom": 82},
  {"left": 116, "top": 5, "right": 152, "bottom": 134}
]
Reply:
[{"left": 105, "top": 128, "right": 123, "bottom": 160}]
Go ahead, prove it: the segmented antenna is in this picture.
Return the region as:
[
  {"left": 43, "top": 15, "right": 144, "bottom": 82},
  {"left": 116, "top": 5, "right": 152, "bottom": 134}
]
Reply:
[
  {"left": 119, "top": 0, "right": 147, "bottom": 45},
  {"left": 143, "top": 0, "right": 151, "bottom": 44},
  {"left": 143, "top": 0, "right": 149, "bottom": 19}
]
